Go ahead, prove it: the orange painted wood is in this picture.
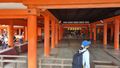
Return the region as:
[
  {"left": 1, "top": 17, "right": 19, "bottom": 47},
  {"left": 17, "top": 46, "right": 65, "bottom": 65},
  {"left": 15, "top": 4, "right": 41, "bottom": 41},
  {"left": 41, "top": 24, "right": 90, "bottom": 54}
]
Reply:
[
  {"left": 28, "top": 15, "right": 37, "bottom": 68},
  {"left": 0, "top": 19, "right": 27, "bottom": 26},
  {"left": 25, "top": 0, "right": 120, "bottom": 4},
  {"left": 62, "top": 23, "right": 89, "bottom": 27},
  {"left": 23, "top": 26, "right": 28, "bottom": 41},
  {"left": 0, "top": 0, "right": 22, "bottom": 2},
  {"left": 2, "top": 0, "right": 120, "bottom": 8},
  {"left": 59, "top": 25, "right": 61, "bottom": 41},
  {"left": 90, "top": 24, "right": 93, "bottom": 40},
  {"left": 93, "top": 23, "right": 96, "bottom": 42},
  {"left": 61, "top": 27, "right": 64, "bottom": 40},
  {"left": 61, "top": 26, "right": 64, "bottom": 40},
  {"left": 59, "top": 25, "right": 63, "bottom": 41},
  {"left": 58, "top": 24, "right": 61, "bottom": 41},
  {"left": 55, "top": 23, "right": 59, "bottom": 45},
  {"left": 38, "top": 27, "right": 42, "bottom": 36},
  {"left": 0, "top": 15, "right": 27, "bottom": 19},
  {"left": 14, "top": 26, "right": 24, "bottom": 29},
  {"left": 0, "top": 9, "right": 37, "bottom": 16},
  {"left": 103, "top": 23, "right": 107, "bottom": 46},
  {"left": 51, "top": 20, "right": 55, "bottom": 48},
  {"left": 0, "top": 9, "right": 37, "bottom": 19},
  {"left": 55, "top": 23, "right": 57, "bottom": 45},
  {"left": 1, "top": 0, "right": 120, "bottom": 9},
  {"left": 114, "top": 17, "right": 119, "bottom": 50},
  {"left": 110, "top": 26, "right": 113, "bottom": 41},
  {"left": 97, "top": 28, "right": 100, "bottom": 34},
  {"left": 25, "top": 0, "right": 120, "bottom": 9},
  {"left": 93, "top": 17, "right": 114, "bottom": 24},
  {"left": 25, "top": 26, "right": 28, "bottom": 41},
  {"left": 0, "top": 28, "right": 2, "bottom": 34},
  {"left": 22, "top": 28, "right": 25, "bottom": 41},
  {"left": 36, "top": 4, "right": 120, "bottom": 9},
  {"left": 44, "top": 14, "right": 50, "bottom": 57},
  {"left": 7, "top": 23, "right": 14, "bottom": 47},
  {"left": 41, "top": 10, "right": 58, "bottom": 22}
]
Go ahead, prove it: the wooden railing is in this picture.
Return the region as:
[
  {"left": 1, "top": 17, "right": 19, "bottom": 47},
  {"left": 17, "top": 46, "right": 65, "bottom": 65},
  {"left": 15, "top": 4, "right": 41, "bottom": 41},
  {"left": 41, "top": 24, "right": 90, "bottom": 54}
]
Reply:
[
  {"left": 0, "top": 55, "right": 27, "bottom": 68},
  {"left": 39, "top": 58, "right": 72, "bottom": 68}
]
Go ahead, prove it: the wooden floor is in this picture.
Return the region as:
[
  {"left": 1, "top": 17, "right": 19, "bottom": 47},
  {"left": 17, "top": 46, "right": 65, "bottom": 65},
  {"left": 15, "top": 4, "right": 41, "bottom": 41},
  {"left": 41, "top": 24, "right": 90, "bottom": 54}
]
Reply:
[
  {"left": 38, "top": 39, "right": 120, "bottom": 67},
  {"left": 1, "top": 39, "right": 120, "bottom": 68}
]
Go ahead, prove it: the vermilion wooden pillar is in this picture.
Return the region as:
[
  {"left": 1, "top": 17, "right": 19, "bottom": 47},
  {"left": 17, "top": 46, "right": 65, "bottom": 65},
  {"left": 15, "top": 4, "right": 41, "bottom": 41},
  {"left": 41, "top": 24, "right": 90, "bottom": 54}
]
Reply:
[
  {"left": 0, "top": 25, "right": 2, "bottom": 34},
  {"left": 28, "top": 15, "right": 37, "bottom": 68},
  {"left": 55, "top": 23, "right": 57, "bottom": 45},
  {"left": 56, "top": 23, "right": 59, "bottom": 45},
  {"left": 90, "top": 24, "right": 92, "bottom": 40},
  {"left": 61, "top": 26, "right": 64, "bottom": 40},
  {"left": 103, "top": 23, "right": 107, "bottom": 46},
  {"left": 23, "top": 27, "right": 25, "bottom": 41},
  {"left": 58, "top": 25, "right": 61, "bottom": 41},
  {"left": 8, "top": 23, "right": 14, "bottom": 47},
  {"left": 51, "top": 20, "right": 55, "bottom": 48},
  {"left": 86, "top": 26, "right": 89, "bottom": 38},
  {"left": 114, "top": 17, "right": 119, "bottom": 50},
  {"left": 38, "top": 27, "right": 42, "bottom": 37},
  {"left": 0, "top": 30, "right": 1, "bottom": 34},
  {"left": 59, "top": 24, "right": 62, "bottom": 41},
  {"left": 93, "top": 23, "right": 96, "bottom": 43},
  {"left": 44, "top": 14, "right": 50, "bottom": 57},
  {"left": 110, "top": 26, "right": 113, "bottom": 41},
  {"left": 25, "top": 26, "right": 28, "bottom": 41},
  {"left": 97, "top": 28, "right": 100, "bottom": 34}
]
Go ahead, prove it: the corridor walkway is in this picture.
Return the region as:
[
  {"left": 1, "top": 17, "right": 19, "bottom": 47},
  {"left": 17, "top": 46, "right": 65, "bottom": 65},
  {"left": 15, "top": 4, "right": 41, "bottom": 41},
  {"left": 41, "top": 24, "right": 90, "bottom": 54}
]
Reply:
[
  {"left": 37, "top": 39, "right": 120, "bottom": 67},
  {"left": 2, "top": 39, "right": 120, "bottom": 68}
]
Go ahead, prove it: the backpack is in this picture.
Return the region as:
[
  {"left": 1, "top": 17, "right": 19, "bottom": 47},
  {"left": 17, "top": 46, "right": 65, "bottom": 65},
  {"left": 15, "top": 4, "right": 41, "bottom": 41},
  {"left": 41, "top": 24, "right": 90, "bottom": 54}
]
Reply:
[{"left": 72, "top": 50, "right": 86, "bottom": 68}]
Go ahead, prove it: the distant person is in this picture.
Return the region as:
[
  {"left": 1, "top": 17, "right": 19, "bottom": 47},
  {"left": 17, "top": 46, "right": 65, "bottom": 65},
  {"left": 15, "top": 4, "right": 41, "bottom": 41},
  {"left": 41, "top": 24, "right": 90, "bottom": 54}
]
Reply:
[
  {"left": 1, "top": 35, "right": 8, "bottom": 49},
  {"left": 13, "top": 36, "right": 16, "bottom": 42},
  {"left": 19, "top": 37, "right": 23, "bottom": 44}
]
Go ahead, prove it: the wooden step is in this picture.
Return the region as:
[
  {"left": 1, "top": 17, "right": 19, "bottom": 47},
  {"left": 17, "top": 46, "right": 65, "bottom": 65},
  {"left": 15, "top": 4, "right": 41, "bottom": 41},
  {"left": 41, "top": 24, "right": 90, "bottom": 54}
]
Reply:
[{"left": 92, "top": 60, "right": 119, "bottom": 68}]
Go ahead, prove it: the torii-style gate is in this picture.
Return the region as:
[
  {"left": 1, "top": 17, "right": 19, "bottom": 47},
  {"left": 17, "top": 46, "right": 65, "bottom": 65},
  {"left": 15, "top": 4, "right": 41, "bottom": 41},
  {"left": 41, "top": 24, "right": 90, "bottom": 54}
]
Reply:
[{"left": 0, "top": 0, "right": 120, "bottom": 68}]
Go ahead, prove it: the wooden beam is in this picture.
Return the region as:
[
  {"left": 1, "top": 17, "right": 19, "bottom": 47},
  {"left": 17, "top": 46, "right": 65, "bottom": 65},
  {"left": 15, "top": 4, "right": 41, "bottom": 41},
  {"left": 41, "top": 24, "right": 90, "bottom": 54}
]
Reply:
[
  {"left": 36, "top": 4, "right": 120, "bottom": 9},
  {"left": 40, "top": 10, "right": 58, "bottom": 22},
  {"left": 24, "top": 0, "right": 120, "bottom": 9},
  {"left": 1, "top": 0, "right": 120, "bottom": 9},
  {"left": 0, "top": 9, "right": 36, "bottom": 15},
  {"left": 0, "top": 0, "right": 22, "bottom": 2},
  {"left": 93, "top": 17, "right": 114, "bottom": 24},
  {"left": 0, "top": 9, "right": 37, "bottom": 19},
  {"left": 0, "top": 19, "right": 27, "bottom": 26},
  {"left": 0, "top": 15, "right": 27, "bottom": 19},
  {"left": 62, "top": 23, "right": 89, "bottom": 27}
]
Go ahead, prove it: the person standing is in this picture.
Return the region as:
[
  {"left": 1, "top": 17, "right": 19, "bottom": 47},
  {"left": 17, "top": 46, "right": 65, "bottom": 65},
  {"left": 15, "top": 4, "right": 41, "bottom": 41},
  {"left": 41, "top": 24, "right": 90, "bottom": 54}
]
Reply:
[
  {"left": 79, "top": 40, "right": 91, "bottom": 68},
  {"left": 1, "top": 34, "right": 8, "bottom": 49}
]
